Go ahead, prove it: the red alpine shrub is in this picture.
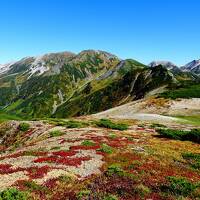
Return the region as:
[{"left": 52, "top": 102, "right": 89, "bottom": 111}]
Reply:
[
  {"left": 52, "top": 150, "right": 77, "bottom": 157},
  {"left": 26, "top": 166, "right": 51, "bottom": 179}
]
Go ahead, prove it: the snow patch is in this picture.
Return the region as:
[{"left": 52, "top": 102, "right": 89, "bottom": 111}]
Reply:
[
  {"left": 0, "top": 62, "right": 15, "bottom": 75},
  {"left": 58, "top": 89, "right": 64, "bottom": 104},
  {"left": 28, "top": 55, "right": 49, "bottom": 79}
]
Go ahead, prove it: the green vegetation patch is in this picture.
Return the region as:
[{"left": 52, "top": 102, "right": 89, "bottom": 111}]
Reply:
[
  {"left": 65, "top": 120, "right": 89, "bottom": 128},
  {"left": 134, "top": 184, "right": 151, "bottom": 198},
  {"left": 0, "top": 112, "right": 22, "bottom": 123},
  {"left": 182, "top": 152, "right": 200, "bottom": 170},
  {"left": 96, "top": 119, "right": 128, "bottom": 130},
  {"left": 81, "top": 140, "right": 96, "bottom": 146},
  {"left": 159, "top": 83, "right": 200, "bottom": 99},
  {"left": 46, "top": 118, "right": 89, "bottom": 128},
  {"left": 176, "top": 116, "right": 200, "bottom": 126},
  {"left": 157, "top": 128, "right": 200, "bottom": 143},
  {"left": 77, "top": 190, "right": 90, "bottom": 200},
  {"left": 0, "top": 188, "right": 28, "bottom": 200},
  {"left": 161, "top": 176, "right": 200, "bottom": 197},
  {"left": 106, "top": 164, "right": 124, "bottom": 176},
  {"left": 23, "top": 180, "right": 46, "bottom": 192},
  {"left": 106, "top": 163, "right": 136, "bottom": 179},
  {"left": 150, "top": 123, "right": 167, "bottom": 128},
  {"left": 18, "top": 122, "right": 30, "bottom": 132},
  {"left": 98, "top": 143, "right": 113, "bottom": 154},
  {"left": 108, "top": 133, "right": 117, "bottom": 139},
  {"left": 49, "top": 130, "right": 64, "bottom": 137},
  {"left": 103, "top": 194, "right": 118, "bottom": 200}
]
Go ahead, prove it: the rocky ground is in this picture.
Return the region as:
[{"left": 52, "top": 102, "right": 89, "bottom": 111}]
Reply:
[
  {"left": 0, "top": 117, "right": 200, "bottom": 199},
  {"left": 94, "top": 97, "right": 200, "bottom": 122}
]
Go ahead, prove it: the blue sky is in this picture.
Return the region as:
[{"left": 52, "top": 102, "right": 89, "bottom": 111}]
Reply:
[{"left": 0, "top": 0, "right": 199, "bottom": 65}]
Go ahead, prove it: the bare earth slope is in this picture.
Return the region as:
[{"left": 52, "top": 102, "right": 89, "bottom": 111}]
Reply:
[{"left": 94, "top": 97, "right": 200, "bottom": 123}]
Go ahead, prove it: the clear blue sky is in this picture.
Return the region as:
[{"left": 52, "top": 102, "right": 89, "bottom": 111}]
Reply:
[{"left": 0, "top": 0, "right": 199, "bottom": 65}]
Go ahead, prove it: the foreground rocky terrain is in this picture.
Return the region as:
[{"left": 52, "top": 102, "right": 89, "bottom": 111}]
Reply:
[{"left": 0, "top": 115, "right": 199, "bottom": 200}]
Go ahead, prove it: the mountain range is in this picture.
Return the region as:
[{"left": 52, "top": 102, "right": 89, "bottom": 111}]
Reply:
[
  {"left": 149, "top": 60, "right": 200, "bottom": 75},
  {"left": 0, "top": 50, "right": 199, "bottom": 118}
]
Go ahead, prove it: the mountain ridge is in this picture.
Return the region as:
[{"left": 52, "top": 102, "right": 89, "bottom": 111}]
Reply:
[{"left": 0, "top": 50, "right": 199, "bottom": 119}]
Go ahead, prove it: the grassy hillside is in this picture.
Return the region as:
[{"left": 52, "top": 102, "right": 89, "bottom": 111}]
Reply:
[
  {"left": 3, "top": 51, "right": 120, "bottom": 118},
  {"left": 159, "top": 83, "right": 200, "bottom": 99},
  {"left": 0, "top": 111, "right": 22, "bottom": 123},
  {"left": 54, "top": 64, "right": 173, "bottom": 118}
]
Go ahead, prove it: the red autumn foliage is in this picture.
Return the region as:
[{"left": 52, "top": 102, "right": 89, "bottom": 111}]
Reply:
[
  {"left": 26, "top": 166, "right": 51, "bottom": 179},
  {"left": 52, "top": 150, "right": 77, "bottom": 157},
  {"left": 136, "top": 127, "right": 146, "bottom": 131},
  {"left": 51, "top": 191, "right": 77, "bottom": 200},
  {"left": 34, "top": 156, "right": 91, "bottom": 167},
  {"left": 0, "top": 151, "right": 24, "bottom": 160},
  {"left": 104, "top": 136, "right": 135, "bottom": 148},
  {"left": 59, "top": 138, "right": 82, "bottom": 144},
  {"left": 106, "top": 140, "right": 123, "bottom": 148},
  {"left": 88, "top": 174, "right": 138, "bottom": 199},
  {"left": 13, "top": 180, "right": 28, "bottom": 190},
  {"left": 87, "top": 136, "right": 105, "bottom": 143},
  {"left": 43, "top": 178, "right": 58, "bottom": 189},
  {"left": 0, "top": 164, "right": 14, "bottom": 174},
  {"left": 146, "top": 193, "right": 165, "bottom": 200},
  {"left": 32, "top": 151, "right": 48, "bottom": 156},
  {"left": 0, "top": 164, "right": 24, "bottom": 174},
  {"left": 70, "top": 145, "right": 101, "bottom": 151}
]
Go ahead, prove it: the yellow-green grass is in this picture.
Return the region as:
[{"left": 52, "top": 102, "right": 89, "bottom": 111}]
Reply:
[
  {"left": 0, "top": 111, "right": 22, "bottom": 123},
  {"left": 176, "top": 116, "right": 200, "bottom": 126}
]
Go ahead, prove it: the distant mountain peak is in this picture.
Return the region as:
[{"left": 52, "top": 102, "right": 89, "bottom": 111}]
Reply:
[
  {"left": 181, "top": 59, "right": 200, "bottom": 75},
  {"left": 0, "top": 62, "right": 16, "bottom": 75},
  {"left": 78, "top": 49, "right": 119, "bottom": 60},
  {"left": 149, "top": 61, "right": 177, "bottom": 69}
]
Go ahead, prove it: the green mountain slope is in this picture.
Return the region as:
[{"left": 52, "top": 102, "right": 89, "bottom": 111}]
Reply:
[
  {"left": 0, "top": 50, "right": 199, "bottom": 119},
  {"left": 54, "top": 63, "right": 174, "bottom": 118}
]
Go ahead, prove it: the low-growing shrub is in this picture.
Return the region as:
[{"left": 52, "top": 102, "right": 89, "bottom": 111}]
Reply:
[
  {"left": 106, "top": 164, "right": 135, "bottom": 179},
  {"left": 18, "top": 122, "right": 30, "bottom": 132},
  {"left": 182, "top": 152, "right": 200, "bottom": 169},
  {"left": 59, "top": 175, "right": 72, "bottom": 183},
  {"left": 46, "top": 119, "right": 89, "bottom": 128},
  {"left": 65, "top": 120, "right": 89, "bottom": 128},
  {"left": 107, "top": 164, "right": 124, "bottom": 176},
  {"left": 81, "top": 140, "right": 95, "bottom": 146},
  {"left": 77, "top": 190, "right": 90, "bottom": 199},
  {"left": 157, "top": 128, "right": 200, "bottom": 143},
  {"left": 108, "top": 133, "right": 117, "bottom": 139},
  {"left": 161, "top": 176, "right": 199, "bottom": 197},
  {"left": 0, "top": 188, "right": 28, "bottom": 200},
  {"left": 49, "top": 130, "right": 64, "bottom": 137},
  {"left": 150, "top": 123, "right": 167, "bottom": 128},
  {"left": 98, "top": 143, "right": 113, "bottom": 154},
  {"left": 96, "top": 119, "right": 128, "bottom": 130},
  {"left": 23, "top": 180, "right": 45, "bottom": 191},
  {"left": 134, "top": 184, "right": 151, "bottom": 198},
  {"left": 50, "top": 146, "right": 61, "bottom": 150},
  {"left": 103, "top": 194, "right": 118, "bottom": 200}
]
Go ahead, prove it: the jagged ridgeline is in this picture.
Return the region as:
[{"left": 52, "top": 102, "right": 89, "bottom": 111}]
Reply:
[{"left": 0, "top": 50, "right": 197, "bottom": 118}]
